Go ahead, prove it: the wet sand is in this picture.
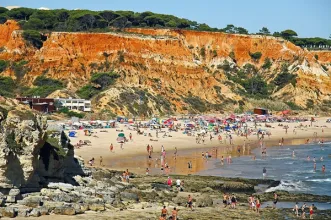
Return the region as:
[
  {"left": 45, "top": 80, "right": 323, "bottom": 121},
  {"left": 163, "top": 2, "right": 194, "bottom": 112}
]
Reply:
[{"left": 70, "top": 118, "right": 331, "bottom": 175}]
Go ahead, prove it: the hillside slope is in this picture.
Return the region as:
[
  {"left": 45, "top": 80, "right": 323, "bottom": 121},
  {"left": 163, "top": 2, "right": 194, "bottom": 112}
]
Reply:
[{"left": 1, "top": 20, "right": 331, "bottom": 116}]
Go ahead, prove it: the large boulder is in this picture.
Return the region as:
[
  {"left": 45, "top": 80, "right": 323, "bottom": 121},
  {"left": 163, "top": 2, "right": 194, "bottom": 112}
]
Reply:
[
  {"left": 53, "top": 206, "right": 76, "bottom": 215},
  {"left": 120, "top": 192, "right": 139, "bottom": 202},
  {"left": 0, "top": 207, "right": 16, "bottom": 218},
  {"left": 18, "top": 196, "right": 44, "bottom": 208}
]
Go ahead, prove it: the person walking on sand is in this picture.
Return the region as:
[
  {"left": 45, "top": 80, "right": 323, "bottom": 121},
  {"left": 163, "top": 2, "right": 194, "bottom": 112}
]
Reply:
[
  {"left": 223, "top": 193, "right": 228, "bottom": 208},
  {"left": 273, "top": 193, "right": 278, "bottom": 209},
  {"left": 110, "top": 143, "right": 114, "bottom": 152},
  {"left": 174, "top": 147, "right": 177, "bottom": 159},
  {"left": 231, "top": 194, "right": 237, "bottom": 209},
  {"left": 99, "top": 156, "right": 103, "bottom": 166},
  {"left": 256, "top": 197, "right": 261, "bottom": 214},
  {"left": 187, "top": 195, "right": 193, "bottom": 211},
  {"left": 309, "top": 204, "right": 314, "bottom": 219}
]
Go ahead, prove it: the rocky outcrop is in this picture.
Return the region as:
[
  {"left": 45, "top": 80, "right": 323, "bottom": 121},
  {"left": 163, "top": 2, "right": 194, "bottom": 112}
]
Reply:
[
  {"left": 0, "top": 97, "right": 87, "bottom": 191},
  {"left": 0, "top": 97, "right": 47, "bottom": 189}
]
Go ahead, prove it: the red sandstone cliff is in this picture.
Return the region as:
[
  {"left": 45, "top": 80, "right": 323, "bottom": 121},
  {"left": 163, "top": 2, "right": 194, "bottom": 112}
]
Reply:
[{"left": 1, "top": 20, "right": 331, "bottom": 115}]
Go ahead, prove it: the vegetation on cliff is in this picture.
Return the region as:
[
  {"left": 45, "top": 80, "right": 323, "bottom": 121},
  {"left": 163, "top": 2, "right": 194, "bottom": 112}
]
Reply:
[
  {"left": 77, "top": 71, "right": 119, "bottom": 99},
  {"left": 1, "top": 7, "right": 330, "bottom": 49},
  {"left": 23, "top": 75, "right": 65, "bottom": 97}
]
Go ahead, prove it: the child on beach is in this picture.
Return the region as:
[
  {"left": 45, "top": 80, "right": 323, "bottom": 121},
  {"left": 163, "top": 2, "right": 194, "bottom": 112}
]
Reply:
[{"left": 110, "top": 143, "right": 114, "bottom": 152}]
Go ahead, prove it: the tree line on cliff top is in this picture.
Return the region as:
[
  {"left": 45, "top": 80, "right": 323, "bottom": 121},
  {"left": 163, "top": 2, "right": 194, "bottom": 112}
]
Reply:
[{"left": 0, "top": 7, "right": 330, "bottom": 49}]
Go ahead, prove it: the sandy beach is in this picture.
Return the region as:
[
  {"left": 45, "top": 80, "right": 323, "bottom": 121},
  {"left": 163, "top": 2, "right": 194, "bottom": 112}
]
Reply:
[{"left": 69, "top": 117, "right": 331, "bottom": 174}]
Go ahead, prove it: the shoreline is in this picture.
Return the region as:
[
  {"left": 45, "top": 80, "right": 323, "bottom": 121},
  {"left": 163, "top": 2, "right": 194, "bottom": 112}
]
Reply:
[
  {"left": 67, "top": 117, "right": 331, "bottom": 177},
  {"left": 75, "top": 126, "right": 331, "bottom": 175}
]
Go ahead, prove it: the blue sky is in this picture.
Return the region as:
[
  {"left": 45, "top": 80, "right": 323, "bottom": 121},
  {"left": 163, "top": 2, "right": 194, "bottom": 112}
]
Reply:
[{"left": 2, "top": 0, "right": 330, "bottom": 38}]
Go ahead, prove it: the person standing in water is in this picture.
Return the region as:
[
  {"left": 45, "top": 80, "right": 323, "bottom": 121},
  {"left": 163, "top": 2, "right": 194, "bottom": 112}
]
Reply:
[
  {"left": 263, "top": 167, "right": 267, "bottom": 179},
  {"left": 292, "top": 151, "right": 295, "bottom": 158},
  {"left": 322, "top": 165, "right": 326, "bottom": 173}
]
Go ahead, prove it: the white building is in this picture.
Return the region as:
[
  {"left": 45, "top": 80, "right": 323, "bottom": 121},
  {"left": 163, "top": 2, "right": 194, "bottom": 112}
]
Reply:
[{"left": 55, "top": 97, "right": 91, "bottom": 112}]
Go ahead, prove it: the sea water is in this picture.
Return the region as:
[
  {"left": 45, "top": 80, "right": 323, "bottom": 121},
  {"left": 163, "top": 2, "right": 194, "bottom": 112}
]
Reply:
[{"left": 198, "top": 143, "right": 331, "bottom": 196}]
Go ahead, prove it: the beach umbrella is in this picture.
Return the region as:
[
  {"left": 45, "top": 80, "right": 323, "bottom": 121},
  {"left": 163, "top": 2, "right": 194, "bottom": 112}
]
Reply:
[{"left": 118, "top": 133, "right": 125, "bottom": 137}]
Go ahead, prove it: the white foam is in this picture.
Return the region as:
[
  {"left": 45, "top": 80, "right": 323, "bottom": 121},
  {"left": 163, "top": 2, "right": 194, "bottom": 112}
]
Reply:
[
  {"left": 306, "top": 178, "right": 331, "bottom": 183},
  {"left": 265, "top": 180, "right": 307, "bottom": 193}
]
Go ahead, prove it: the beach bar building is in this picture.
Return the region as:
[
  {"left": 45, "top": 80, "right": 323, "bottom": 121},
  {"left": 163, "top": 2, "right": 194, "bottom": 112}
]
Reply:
[
  {"left": 16, "top": 97, "right": 56, "bottom": 113},
  {"left": 253, "top": 108, "right": 269, "bottom": 115}
]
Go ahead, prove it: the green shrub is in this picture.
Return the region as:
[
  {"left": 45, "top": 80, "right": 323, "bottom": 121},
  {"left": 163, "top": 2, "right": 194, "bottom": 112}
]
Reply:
[
  {"left": 321, "top": 64, "right": 328, "bottom": 71},
  {"left": 90, "top": 72, "right": 120, "bottom": 89},
  {"left": 249, "top": 52, "right": 262, "bottom": 60},
  {"left": 23, "top": 86, "right": 59, "bottom": 97},
  {"left": 200, "top": 47, "right": 206, "bottom": 58},
  {"left": 59, "top": 107, "right": 85, "bottom": 118},
  {"left": 229, "top": 51, "right": 235, "bottom": 60},
  {"left": 0, "top": 76, "right": 15, "bottom": 97},
  {"left": 118, "top": 51, "right": 125, "bottom": 63},
  {"left": 33, "top": 75, "right": 63, "bottom": 87},
  {"left": 212, "top": 50, "right": 217, "bottom": 57},
  {"left": 11, "top": 60, "right": 29, "bottom": 81},
  {"left": 22, "top": 30, "right": 45, "bottom": 49},
  {"left": 306, "top": 99, "right": 314, "bottom": 109},
  {"left": 249, "top": 98, "right": 290, "bottom": 111},
  {"left": 273, "top": 72, "right": 297, "bottom": 89},
  {"left": 184, "top": 96, "right": 207, "bottom": 112},
  {"left": 285, "top": 101, "right": 302, "bottom": 110},
  {"left": 22, "top": 76, "right": 64, "bottom": 97},
  {"left": 314, "top": 54, "right": 318, "bottom": 60},
  {"left": 0, "top": 60, "right": 9, "bottom": 72},
  {"left": 76, "top": 84, "right": 100, "bottom": 99},
  {"left": 261, "top": 58, "right": 272, "bottom": 69}
]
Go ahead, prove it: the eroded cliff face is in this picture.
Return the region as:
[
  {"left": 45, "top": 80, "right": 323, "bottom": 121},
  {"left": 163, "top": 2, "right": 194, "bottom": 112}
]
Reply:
[
  {"left": 0, "top": 97, "right": 47, "bottom": 188},
  {"left": 1, "top": 20, "right": 331, "bottom": 115},
  {"left": 0, "top": 97, "right": 87, "bottom": 189}
]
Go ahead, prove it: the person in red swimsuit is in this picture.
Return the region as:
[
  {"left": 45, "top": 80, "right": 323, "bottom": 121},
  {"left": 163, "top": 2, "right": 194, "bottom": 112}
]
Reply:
[{"left": 309, "top": 204, "right": 314, "bottom": 219}]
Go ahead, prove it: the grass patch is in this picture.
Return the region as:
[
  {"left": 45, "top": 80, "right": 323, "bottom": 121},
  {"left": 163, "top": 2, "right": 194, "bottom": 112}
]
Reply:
[{"left": 59, "top": 107, "right": 85, "bottom": 118}]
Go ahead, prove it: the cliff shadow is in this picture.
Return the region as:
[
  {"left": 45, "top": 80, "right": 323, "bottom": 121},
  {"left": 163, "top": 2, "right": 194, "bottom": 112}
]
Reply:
[
  {"left": 37, "top": 131, "right": 86, "bottom": 186},
  {"left": 3, "top": 152, "right": 25, "bottom": 189}
]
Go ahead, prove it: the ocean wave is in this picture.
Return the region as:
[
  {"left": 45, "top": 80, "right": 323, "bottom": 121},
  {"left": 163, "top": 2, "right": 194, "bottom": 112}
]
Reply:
[
  {"left": 265, "top": 180, "right": 307, "bottom": 193},
  {"left": 272, "top": 157, "right": 293, "bottom": 160},
  {"left": 306, "top": 178, "right": 331, "bottom": 182}
]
